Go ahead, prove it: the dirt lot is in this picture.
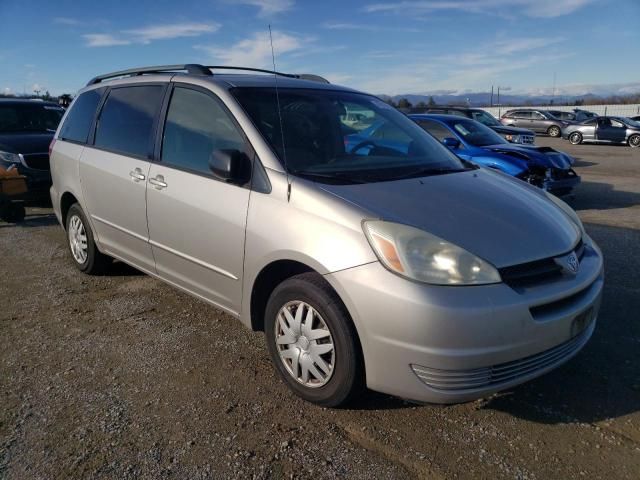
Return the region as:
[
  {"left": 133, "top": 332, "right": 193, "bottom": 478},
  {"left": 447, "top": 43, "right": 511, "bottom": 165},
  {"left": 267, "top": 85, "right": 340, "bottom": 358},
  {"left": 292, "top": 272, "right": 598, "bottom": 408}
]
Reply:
[{"left": 1, "top": 138, "right": 639, "bottom": 479}]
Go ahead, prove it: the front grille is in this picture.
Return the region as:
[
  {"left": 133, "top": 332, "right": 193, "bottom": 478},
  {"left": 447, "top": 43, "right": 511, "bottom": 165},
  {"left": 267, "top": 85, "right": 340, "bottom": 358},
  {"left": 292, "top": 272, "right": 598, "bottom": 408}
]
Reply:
[
  {"left": 499, "top": 240, "right": 585, "bottom": 288},
  {"left": 21, "top": 153, "right": 49, "bottom": 170},
  {"left": 520, "top": 135, "right": 535, "bottom": 144},
  {"left": 411, "top": 325, "right": 592, "bottom": 392}
]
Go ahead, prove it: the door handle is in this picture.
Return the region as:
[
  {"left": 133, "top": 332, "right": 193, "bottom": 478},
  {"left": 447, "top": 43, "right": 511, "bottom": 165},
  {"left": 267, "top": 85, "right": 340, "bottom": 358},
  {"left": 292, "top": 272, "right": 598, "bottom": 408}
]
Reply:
[
  {"left": 129, "top": 168, "right": 146, "bottom": 182},
  {"left": 149, "top": 175, "right": 168, "bottom": 189}
]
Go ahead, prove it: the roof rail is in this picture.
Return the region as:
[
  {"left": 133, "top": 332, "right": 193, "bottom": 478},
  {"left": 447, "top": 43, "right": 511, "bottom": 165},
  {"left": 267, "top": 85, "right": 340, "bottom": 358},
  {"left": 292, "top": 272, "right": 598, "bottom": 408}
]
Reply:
[
  {"left": 86, "top": 64, "right": 211, "bottom": 86},
  {"left": 86, "top": 64, "right": 330, "bottom": 86},
  {"left": 206, "top": 66, "right": 330, "bottom": 83}
]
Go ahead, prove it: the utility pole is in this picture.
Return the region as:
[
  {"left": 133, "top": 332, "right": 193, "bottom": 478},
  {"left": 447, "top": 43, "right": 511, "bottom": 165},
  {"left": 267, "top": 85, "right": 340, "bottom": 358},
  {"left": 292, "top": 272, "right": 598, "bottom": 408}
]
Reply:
[
  {"left": 490, "top": 85, "right": 494, "bottom": 107},
  {"left": 551, "top": 71, "right": 556, "bottom": 105}
]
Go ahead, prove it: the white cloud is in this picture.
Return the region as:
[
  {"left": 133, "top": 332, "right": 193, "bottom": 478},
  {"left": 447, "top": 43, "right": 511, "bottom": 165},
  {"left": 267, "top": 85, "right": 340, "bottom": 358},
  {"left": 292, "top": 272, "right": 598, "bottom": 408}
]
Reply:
[
  {"left": 83, "top": 34, "right": 131, "bottom": 47},
  {"left": 354, "top": 36, "right": 569, "bottom": 95},
  {"left": 322, "top": 22, "right": 421, "bottom": 32},
  {"left": 3, "top": 87, "right": 12, "bottom": 95},
  {"left": 84, "top": 22, "right": 219, "bottom": 47},
  {"left": 363, "top": 0, "right": 595, "bottom": 18},
  {"left": 235, "top": 0, "right": 295, "bottom": 16},
  {"left": 125, "top": 23, "right": 220, "bottom": 44},
  {"left": 196, "top": 31, "right": 305, "bottom": 68}
]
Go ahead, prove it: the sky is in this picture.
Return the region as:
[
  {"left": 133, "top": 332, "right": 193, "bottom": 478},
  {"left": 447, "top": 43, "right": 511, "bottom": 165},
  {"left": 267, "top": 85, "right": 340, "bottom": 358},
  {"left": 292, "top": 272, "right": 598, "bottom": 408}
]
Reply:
[{"left": 0, "top": 0, "right": 638, "bottom": 97}]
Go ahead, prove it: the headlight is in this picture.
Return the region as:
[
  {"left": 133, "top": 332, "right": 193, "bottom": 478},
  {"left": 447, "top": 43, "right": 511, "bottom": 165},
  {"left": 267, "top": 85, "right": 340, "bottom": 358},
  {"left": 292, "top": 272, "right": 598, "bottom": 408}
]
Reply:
[
  {"left": 0, "top": 150, "right": 22, "bottom": 165},
  {"left": 545, "top": 192, "right": 585, "bottom": 237},
  {"left": 363, "top": 221, "right": 501, "bottom": 285}
]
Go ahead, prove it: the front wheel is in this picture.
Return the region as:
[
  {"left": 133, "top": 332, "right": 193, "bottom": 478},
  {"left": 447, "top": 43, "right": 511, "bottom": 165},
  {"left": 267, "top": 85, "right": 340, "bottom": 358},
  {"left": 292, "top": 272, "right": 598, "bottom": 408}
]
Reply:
[
  {"left": 629, "top": 134, "right": 640, "bottom": 148},
  {"left": 548, "top": 125, "right": 561, "bottom": 137},
  {"left": 569, "top": 132, "right": 583, "bottom": 145},
  {"left": 264, "top": 273, "right": 364, "bottom": 407},
  {"left": 66, "top": 203, "right": 111, "bottom": 274}
]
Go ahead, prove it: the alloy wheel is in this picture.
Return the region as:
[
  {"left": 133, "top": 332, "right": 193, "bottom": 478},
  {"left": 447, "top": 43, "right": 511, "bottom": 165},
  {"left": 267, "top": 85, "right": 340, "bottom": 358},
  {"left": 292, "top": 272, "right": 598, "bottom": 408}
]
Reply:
[
  {"left": 68, "top": 214, "right": 88, "bottom": 264},
  {"left": 629, "top": 135, "right": 640, "bottom": 148},
  {"left": 275, "top": 300, "right": 335, "bottom": 388}
]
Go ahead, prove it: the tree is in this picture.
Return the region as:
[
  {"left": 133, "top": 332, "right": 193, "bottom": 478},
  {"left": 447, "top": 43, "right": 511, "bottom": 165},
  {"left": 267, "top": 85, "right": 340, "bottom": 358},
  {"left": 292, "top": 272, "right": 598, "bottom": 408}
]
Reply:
[
  {"left": 415, "top": 101, "right": 427, "bottom": 109},
  {"left": 428, "top": 96, "right": 436, "bottom": 106},
  {"left": 397, "top": 98, "right": 412, "bottom": 109}
]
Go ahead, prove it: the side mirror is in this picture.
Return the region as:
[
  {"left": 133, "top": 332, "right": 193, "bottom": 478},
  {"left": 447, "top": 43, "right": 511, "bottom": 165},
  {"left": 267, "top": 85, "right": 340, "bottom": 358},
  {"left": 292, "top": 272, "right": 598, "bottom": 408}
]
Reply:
[
  {"left": 209, "top": 149, "right": 251, "bottom": 184},
  {"left": 442, "top": 137, "right": 461, "bottom": 149}
]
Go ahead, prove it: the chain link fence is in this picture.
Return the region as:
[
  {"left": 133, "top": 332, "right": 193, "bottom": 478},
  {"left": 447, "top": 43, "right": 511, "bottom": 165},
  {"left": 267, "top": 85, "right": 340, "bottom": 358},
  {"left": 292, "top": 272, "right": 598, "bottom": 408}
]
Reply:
[{"left": 482, "top": 104, "right": 640, "bottom": 119}]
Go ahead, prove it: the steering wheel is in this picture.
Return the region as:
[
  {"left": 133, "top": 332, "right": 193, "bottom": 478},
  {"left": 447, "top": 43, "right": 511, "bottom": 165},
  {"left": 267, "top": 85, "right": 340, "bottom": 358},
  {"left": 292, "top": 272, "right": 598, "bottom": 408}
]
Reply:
[{"left": 350, "top": 140, "right": 377, "bottom": 155}]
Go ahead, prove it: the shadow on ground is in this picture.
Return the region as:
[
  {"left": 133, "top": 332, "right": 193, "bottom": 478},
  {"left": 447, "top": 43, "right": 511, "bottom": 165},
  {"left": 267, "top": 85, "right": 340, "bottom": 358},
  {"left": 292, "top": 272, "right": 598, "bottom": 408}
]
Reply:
[{"left": 570, "top": 180, "right": 640, "bottom": 211}]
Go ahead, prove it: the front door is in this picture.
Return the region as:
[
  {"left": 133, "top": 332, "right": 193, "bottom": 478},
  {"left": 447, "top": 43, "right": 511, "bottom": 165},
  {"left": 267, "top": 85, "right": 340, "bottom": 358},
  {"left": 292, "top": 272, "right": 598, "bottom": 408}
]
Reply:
[
  {"left": 79, "top": 84, "right": 166, "bottom": 272},
  {"left": 146, "top": 85, "right": 252, "bottom": 314},
  {"left": 596, "top": 118, "right": 627, "bottom": 143}
]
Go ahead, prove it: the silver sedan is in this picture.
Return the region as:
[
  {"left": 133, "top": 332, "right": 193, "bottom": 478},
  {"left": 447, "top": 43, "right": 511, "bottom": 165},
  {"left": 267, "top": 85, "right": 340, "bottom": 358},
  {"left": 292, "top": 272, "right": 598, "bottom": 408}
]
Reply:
[{"left": 563, "top": 116, "right": 640, "bottom": 147}]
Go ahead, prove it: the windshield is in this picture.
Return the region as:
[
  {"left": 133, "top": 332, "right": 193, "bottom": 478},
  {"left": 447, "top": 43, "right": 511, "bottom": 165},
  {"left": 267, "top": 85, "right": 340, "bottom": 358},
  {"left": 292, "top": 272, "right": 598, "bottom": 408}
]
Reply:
[
  {"left": 450, "top": 118, "right": 507, "bottom": 147},
  {"left": 470, "top": 110, "right": 501, "bottom": 127},
  {"left": 232, "top": 88, "right": 469, "bottom": 183},
  {"left": 0, "top": 104, "right": 64, "bottom": 133}
]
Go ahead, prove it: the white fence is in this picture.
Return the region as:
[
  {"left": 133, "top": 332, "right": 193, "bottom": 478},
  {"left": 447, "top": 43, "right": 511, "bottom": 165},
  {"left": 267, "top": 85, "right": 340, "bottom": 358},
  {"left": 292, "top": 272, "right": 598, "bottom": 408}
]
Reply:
[{"left": 482, "top": 104, "right": 640, "bottom": 119}]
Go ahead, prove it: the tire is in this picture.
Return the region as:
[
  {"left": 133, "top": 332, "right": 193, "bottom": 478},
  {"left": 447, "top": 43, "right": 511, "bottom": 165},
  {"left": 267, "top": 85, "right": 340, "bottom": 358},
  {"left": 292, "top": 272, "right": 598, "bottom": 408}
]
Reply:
[
  {"left": 548, "top": 125, "right": 561, "bottom": 137},
  {"left": 264, "top": 272, "right": 364, "bottom": 407},
  {"left": 569, "top": 132, "right": 583, "bottom": 145},
  {"left": 629, "top": 134, "right": 640, "bottom": 148},
  {"left": 65, "top": 203, "right": 111, "bottom": 274}
]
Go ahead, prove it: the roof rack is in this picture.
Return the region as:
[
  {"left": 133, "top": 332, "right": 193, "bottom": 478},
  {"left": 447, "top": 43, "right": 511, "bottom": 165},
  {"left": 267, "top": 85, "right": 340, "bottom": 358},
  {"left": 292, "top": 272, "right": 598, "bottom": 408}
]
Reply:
[{"left": 86, "top": 64, "right": 330, "bottom": 86}]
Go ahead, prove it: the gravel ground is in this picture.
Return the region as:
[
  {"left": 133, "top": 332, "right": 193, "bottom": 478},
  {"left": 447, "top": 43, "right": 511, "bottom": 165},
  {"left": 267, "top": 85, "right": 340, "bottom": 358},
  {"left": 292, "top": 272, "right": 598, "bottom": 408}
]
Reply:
[{"left": 1, "top": 138, "right": 639, "bottom": 479}]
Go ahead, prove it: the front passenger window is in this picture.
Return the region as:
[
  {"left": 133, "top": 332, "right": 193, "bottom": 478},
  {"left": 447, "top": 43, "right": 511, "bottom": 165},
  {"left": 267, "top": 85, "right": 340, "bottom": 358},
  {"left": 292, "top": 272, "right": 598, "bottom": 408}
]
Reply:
[{"left": 161, "top": 87, "right": 246, "bottom": 176}]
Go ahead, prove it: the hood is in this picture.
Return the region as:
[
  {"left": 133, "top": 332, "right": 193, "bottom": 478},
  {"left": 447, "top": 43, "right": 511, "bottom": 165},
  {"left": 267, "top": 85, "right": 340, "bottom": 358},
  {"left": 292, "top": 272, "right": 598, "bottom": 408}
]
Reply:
[
  {"left": 0, "top": 132, "right": 53, "bottom": 155},
  {"left": 318, "top": 168, "right": 579, "bottom": 268},
  {"left": 483, "top": 143, "right": 573, "bottom": 169},
  {"left": 490, "top": 125, "right": 535, "bottom": 136}
]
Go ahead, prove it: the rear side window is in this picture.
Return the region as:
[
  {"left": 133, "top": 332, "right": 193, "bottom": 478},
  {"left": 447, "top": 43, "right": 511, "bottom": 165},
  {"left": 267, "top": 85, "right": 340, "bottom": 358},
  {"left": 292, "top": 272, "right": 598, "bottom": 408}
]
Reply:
[
  {"left": 95, "top": 85, "right": 164, "bottom": 158},
  {"left": 416, "top": 119, "right": 453, "bottom": 142},
  {"left": 161, "top": 87, "right": 246, "bottom": 175},
  {"left": 513, "top": 111, "right": 531, "bottom": 119},
  {"left": 58, "top": 89, "right": 104, "bottom": 143}
]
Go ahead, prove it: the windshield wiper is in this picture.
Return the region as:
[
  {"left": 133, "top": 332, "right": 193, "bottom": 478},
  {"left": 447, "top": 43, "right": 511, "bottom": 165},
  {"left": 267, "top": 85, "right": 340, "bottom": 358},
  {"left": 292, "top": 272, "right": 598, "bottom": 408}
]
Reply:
[{"left": 291, "top": 170, "right": 366, "bottom": 184}]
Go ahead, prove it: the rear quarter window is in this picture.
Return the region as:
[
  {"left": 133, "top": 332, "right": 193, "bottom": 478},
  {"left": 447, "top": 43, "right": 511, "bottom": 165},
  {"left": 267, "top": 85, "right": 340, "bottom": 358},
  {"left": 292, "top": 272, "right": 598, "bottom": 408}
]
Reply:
[
  {"left": 59, "top": 89, "right": 104, "bottom": 143},
  {"left": 94, "top": 85, "right": 165, "bottom": 158}
]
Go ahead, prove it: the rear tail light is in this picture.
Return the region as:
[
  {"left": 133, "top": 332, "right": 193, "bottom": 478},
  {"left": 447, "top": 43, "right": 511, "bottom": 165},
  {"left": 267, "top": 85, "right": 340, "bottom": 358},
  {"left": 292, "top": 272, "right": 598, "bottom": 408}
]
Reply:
[{"left": 49, "top": 139, "right": 56, "bottom": 157}]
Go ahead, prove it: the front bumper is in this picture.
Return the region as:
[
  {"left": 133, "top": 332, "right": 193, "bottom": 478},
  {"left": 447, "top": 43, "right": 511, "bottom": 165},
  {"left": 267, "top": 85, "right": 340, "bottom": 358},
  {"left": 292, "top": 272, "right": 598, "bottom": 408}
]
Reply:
[
  {"left": 544, "top": 169, "right": 580, "bottom": 195},
  {"left": 325, "top": 236, "right": 603, "bottom": 404}
]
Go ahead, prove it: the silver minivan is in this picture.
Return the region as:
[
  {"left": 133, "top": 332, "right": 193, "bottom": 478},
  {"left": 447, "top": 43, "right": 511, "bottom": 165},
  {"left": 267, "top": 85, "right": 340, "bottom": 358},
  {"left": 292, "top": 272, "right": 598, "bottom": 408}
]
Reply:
[{"left": 50, "top": 65, "right": 603, "bottom": 407}]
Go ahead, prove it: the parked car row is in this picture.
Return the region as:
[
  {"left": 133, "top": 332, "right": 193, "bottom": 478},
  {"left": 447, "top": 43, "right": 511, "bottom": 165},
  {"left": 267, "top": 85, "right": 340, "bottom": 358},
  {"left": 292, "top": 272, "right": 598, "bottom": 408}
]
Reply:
[{"left": 43, "top": 64, "right": 603, "bottom": 408}]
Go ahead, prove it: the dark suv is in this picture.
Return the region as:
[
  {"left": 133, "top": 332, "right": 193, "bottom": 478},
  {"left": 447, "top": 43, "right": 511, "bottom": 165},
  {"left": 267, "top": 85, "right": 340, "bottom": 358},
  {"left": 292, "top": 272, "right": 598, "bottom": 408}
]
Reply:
[
  {"left": 0, "top": 99, "right": 65, "bottom": 200},
  {"left": 415, "top": 106, "right": 535, "bottom": 144},
  {"left": 501, "top": 109, "right": 569, "bottom": 137}
]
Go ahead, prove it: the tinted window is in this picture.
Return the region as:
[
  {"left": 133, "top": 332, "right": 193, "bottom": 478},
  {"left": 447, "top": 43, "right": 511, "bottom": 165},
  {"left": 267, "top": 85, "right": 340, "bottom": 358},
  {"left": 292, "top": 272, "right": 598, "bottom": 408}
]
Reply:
[
  {"left": 161, "top": 87, "right": 245, "bottom": 175},
  {"left": 416, "top": 119, "right": 454, "bottom": 142},
  {"left": 58, "top": 90, "right": 104, "bottom": 142},
  {"left": 532, "top": 112, "right": 545, "bottom": 120},
  {"left": 513, "top": 111, "right": 531, "bottom": 119},
  {"left": 94, "top": 85, "right": 164, "bottom": 158},
  {"left": 447, "top": 110, "right": 469, "bottom": 118},
  {"left": 582, "top": 118, "right": 598, "bottom": 126},
  {"left": 0, "top": 103, "right": 64, "bottom": 134}
]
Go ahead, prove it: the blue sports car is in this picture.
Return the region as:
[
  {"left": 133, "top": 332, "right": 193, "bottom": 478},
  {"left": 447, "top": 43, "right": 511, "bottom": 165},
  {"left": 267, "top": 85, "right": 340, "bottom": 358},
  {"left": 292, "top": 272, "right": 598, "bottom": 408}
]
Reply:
[{"left": 410, "top": 115, "right": 580, "bottom": 196}]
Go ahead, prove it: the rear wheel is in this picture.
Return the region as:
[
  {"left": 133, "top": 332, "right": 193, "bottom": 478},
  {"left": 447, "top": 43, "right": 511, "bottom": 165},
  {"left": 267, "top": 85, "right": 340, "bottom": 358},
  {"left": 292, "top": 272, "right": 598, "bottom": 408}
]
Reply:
[
  {"left": 548, "top": 125, "right": 561, "bottom": 137},
  {"left": 264, "top": 273, "right": 364, "bottom": 407},
  {"left": 629, "top": 134, "right": 640, "bottom": 148},
  {"left": 569, "top": 132, "right": 583, "bottom": 145},
  {"left": 66, "top": 203, "right": 111, "bottom": 274}
]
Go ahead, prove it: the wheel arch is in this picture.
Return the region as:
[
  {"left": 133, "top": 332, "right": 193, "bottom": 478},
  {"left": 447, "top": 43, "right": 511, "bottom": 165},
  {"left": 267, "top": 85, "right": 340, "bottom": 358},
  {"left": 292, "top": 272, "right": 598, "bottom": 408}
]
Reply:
[{"left": 60, "top": 191, "right": 79, "bottom": 229}]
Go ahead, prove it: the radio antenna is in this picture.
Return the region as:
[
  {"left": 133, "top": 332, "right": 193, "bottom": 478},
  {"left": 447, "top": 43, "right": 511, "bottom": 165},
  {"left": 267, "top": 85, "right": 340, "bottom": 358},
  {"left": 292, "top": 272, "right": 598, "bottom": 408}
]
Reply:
[{"left": 268, "top": 25, "right": 288, "bottom": 180}]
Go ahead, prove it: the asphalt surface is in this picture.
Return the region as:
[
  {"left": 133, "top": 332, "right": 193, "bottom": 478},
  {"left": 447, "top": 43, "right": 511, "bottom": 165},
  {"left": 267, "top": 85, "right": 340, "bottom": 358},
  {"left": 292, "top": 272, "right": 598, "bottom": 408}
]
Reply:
[{"left": 1, "top": 137, "right": 639, "bottom": 479}]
